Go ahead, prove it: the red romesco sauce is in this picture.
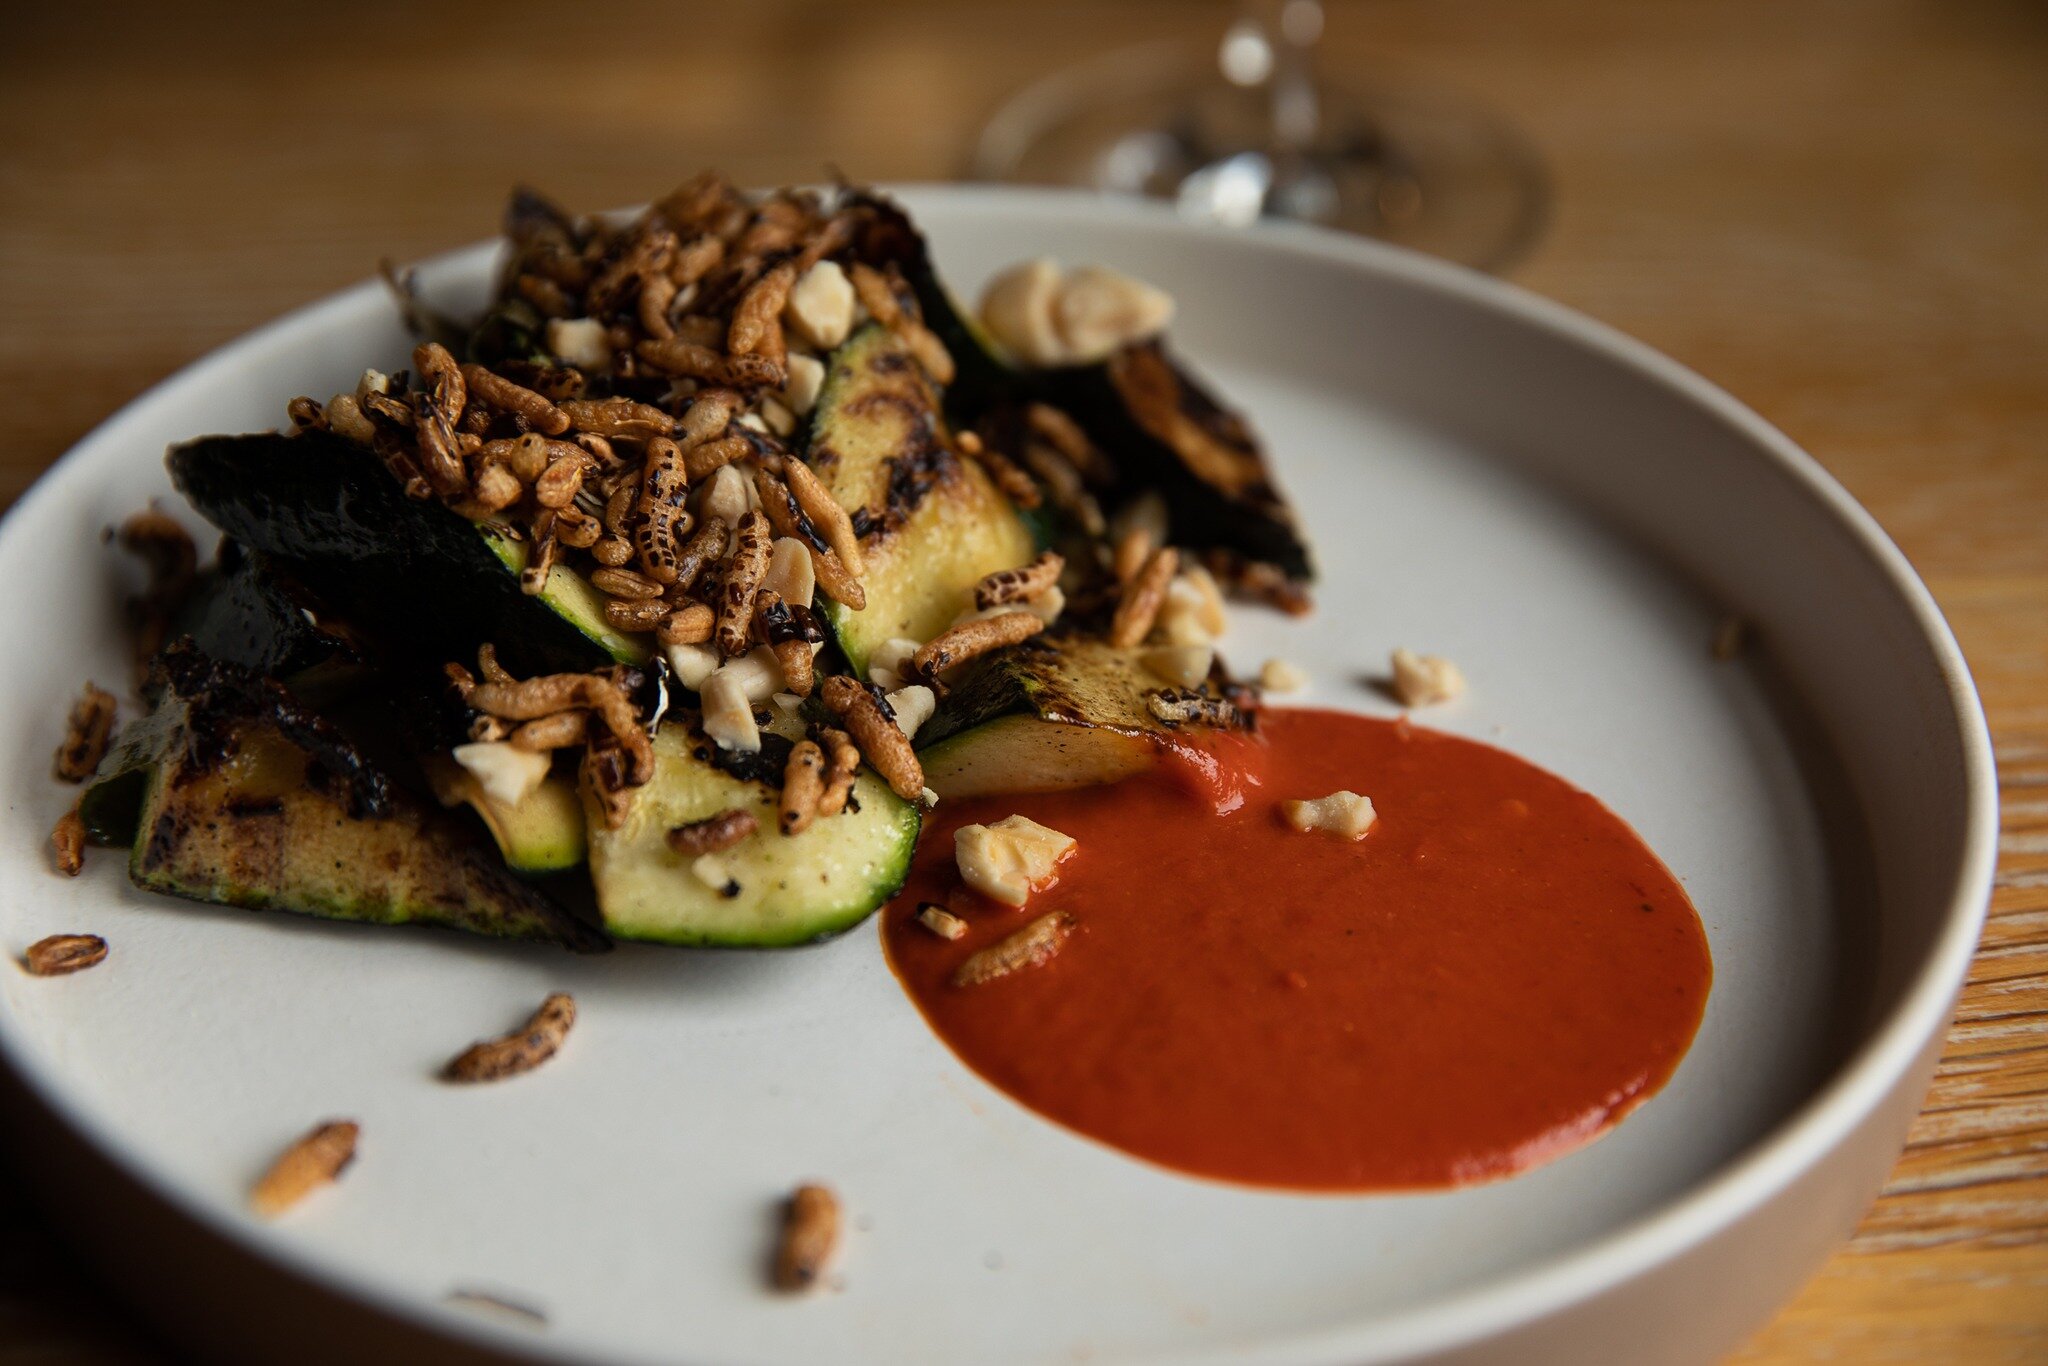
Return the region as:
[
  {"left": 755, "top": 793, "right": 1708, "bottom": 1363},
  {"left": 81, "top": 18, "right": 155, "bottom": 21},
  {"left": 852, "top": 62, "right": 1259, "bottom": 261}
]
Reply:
[{"left": 881, "top": 708, "right": 1712, "bottom": 1192}]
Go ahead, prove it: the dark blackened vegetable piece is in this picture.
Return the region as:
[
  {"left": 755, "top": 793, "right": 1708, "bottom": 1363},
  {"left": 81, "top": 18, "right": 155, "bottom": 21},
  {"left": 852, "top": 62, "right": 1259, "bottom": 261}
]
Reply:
[
  {"left": 1032, "top": 342, "right": 1313, "bottom": 582},
  {"left": 850, "top": 192, "right": 1312, "bottom": 582},
  {"left": 172, "top": 542, "right": 372, "bottom": 702},
  {"left": 847, "top": 190, "right": 1012, "bottom": 426},
  {"left": 169, "top": 429, "right": 623, "bottom": 676}
]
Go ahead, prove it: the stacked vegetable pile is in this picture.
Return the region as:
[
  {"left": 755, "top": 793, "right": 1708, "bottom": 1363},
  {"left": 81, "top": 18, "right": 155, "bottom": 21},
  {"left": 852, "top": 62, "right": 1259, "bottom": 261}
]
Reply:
[{"left": 61, "top": 175, "right": 1313, "bottom": 951}]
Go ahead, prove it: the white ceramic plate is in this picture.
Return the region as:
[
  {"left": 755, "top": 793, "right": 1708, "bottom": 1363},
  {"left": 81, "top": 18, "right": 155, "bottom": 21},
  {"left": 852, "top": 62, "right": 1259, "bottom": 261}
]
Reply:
[{"left": 0, "top": 189, "right": 1996, "bottom": 1366}]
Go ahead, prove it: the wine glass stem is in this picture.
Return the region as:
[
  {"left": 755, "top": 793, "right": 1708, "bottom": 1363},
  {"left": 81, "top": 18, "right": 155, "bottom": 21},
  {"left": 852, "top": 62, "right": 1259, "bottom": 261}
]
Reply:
[{"left": 1234, "top": 0, "right": 1324, "bottom": 155}]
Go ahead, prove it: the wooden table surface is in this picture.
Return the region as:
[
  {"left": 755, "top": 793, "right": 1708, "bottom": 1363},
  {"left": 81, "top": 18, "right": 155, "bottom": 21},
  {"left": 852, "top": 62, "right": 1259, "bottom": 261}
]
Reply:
[{"left": 2, "top": 0, "right": 2043, "bottom": 1359}]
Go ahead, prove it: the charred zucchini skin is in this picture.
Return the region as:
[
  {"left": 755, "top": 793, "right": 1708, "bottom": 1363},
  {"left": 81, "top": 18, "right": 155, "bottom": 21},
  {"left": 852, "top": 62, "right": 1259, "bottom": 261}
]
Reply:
[
  {"left": 848, "top": 191, "right": 1012, "bottom": 425},
  {"left": 850, "top": 195, "right": 1311, "bottom": 581},
  {"left": 805, "top": 326, "right": 1036, "bottom": 675},
  {"left": 920, "top": 633, "right": 1231, "bottom": 745},
  {"left": 115, "top": 649, "right": 606, "bottom": 950},
  {"left": 169, "top": 430, "right": 616, "bottom": 677},
  {"left": 1032, "top": 343, "right": 1313, "bottom": 581},
  {"left": 917, "top": 633, "right": 1250, "bottom": 799}
]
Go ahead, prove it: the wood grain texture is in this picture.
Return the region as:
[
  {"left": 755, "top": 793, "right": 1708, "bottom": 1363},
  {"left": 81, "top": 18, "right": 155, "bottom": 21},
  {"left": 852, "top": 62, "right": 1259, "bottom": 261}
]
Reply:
[{"left": 0, "top": 0, "right": 2042, "bottom": 1360}]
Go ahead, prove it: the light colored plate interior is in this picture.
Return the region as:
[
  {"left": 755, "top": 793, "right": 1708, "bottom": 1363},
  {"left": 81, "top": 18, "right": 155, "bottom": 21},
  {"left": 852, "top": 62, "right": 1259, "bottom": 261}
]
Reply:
[{"left": 0, "top": 189, "right": 1991, "bottom": 1366}]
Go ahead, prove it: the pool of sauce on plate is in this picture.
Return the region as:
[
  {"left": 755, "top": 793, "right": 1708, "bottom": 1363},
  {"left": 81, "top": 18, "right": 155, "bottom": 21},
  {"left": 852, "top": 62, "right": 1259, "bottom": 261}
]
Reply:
[{"left": 880, "top": 708, "right": 1712, "bottom": 1192}]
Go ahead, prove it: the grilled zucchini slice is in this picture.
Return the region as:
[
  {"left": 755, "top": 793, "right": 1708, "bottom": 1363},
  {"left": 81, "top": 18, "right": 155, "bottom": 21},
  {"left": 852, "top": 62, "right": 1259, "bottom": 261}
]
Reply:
[
  {"left": 111, "top": 648, "right": 604, "bottom": 949},
  {"left": 917, "top": 634, "right": 1249, "bottom": 799},
  {"left": 803, "top": 325, "right": 1035, "bottom": 675},
  {"left": 587, "top": 721, "right": 920, "bottom": 946}
]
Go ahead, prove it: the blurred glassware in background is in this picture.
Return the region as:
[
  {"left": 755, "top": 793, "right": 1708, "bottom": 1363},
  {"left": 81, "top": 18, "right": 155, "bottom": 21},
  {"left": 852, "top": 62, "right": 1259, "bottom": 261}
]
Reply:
[{"left": 968, "top": 0, "right": 1548, "bottom": 273}]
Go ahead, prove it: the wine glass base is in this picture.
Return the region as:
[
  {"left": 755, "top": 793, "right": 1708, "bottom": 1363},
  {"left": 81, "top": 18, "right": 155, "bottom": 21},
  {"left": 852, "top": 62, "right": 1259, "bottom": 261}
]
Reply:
[{"left": 968, "top": 41, "right": 1549, "bottom": 274}]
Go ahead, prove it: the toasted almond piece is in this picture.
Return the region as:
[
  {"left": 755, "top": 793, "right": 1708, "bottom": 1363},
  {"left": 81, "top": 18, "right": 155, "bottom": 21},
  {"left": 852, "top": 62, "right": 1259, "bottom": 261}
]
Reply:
[
  {"left": 546, "top": 317, "right": 611, "bottom": 371},
  {"left": 953, "top": 814, "right": 1076, "bottom": 907},
  {"left": 1155, "top": 569, "right": 1227, "bottom": 645},
  {"left": 1022, "top": 585, "right": 1066, "bottom": 628},
  {"left": 1390, "top": 648, "right": 1466, "bottom": 707},
  {"left": 1259, "top": 658, "right": 1308, "bottom": 693},
  {"left": 666, "top": 641, "right": 720, "bottom": 690},
  {"left": 452, "top": 741, "right": 552, "bottom": 807},
  {"left": 1281, "top": 791, "right": 1378, "bottom": 840},
  {"left": 702, "top": 463, "right": 755, "bottom": 529},
  {"left": 716, "top": 646, "right": 788, "bottom": 705},
  {"left": 978, "top": 258, "right": 1065, "bottom": 366},
  {"left": 915, "top": 902, "right": 968, "bottom": 941},
  {"left": 866, "top": 637, "right": 921, "bottom": 690},
  {"left": 250, "top": 1120, "right": 359, "bottom": 1217},
  {"left": 701, "top": 671, "right": 761, "bottom": 753},
  {"left": 762, "top": 536, "right": 816, "bottom": 608},
  {"left": 445, "top": 993, "right": 577, "bottom": 1083},
  {"left": 785, "top": 260, "right": 856, "bottom": 351},
  {"left": 953, "top": 911, "right": 1076, "bottom": 987},
  {"left": 1140, "top": 643, "right": 1214, "bottom": 690},
  {"left": 23, "top": 932, "right": 105, "bottom": 976},
  {"left": 781, "top": 353, "right": 828, "bottom": 417},
  {"left": 758, "top": 394, "right": 798, "bottom": 439},
  {"left": 774, "top": 1183, "right": 843, "bottom": 1292},
  {"left": 1053, "top": 265, "right": 1175, "bottom": 363},
  {"left": 691, "top": 853, "right": 739, "bottom": 894},
  {"left": 885, "top": 684, "right": 937, "bottom": 740}
]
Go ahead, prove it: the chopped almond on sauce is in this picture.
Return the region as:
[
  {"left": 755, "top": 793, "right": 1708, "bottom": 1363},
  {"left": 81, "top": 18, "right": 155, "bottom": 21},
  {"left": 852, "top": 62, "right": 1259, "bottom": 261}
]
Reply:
[
  {"left": 953, "top": 814, "right": 1076, "bottom": 907},
  {"left": 1390, "top": 648, "right": 1465, "bottom": 708},
  {"left": 1281, "top": 791, "right": 1378, "bottom": 841},
  {"left": 915, "top": 902, "right": 968, "bottom": 941},
  {"left": 1140, "top": 643, "right": 1214, "bottom": 690}
]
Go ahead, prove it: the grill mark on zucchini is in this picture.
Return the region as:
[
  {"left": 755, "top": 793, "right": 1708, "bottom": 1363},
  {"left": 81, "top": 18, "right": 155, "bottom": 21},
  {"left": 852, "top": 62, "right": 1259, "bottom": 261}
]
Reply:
[
  {"left": 808, "top": 383, "right": 951, "bottom": 543},
  {"left": 119, "top": 647, "right": 606, "bottom": 950},
  {"left": 807, "top": 325, "right": 1037, "bottom": 674}
]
